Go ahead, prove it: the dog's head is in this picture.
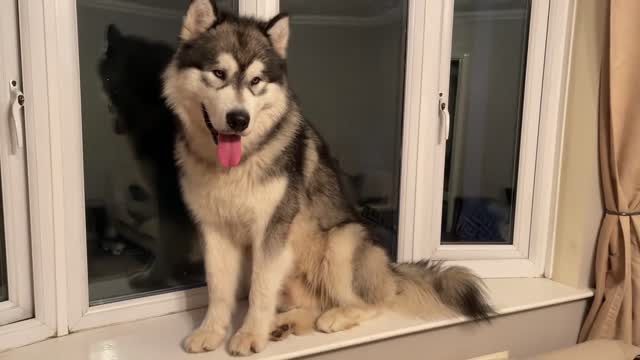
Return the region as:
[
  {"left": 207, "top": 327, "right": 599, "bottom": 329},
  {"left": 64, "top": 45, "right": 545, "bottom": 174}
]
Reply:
[{"left": 164, "top": 0, "right": 291, "bottom": 167}]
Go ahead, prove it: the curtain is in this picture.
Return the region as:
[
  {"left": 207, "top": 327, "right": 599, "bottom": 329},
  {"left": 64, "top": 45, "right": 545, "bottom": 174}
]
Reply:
[{"left": 579, "top": 0, "right": 640, "bottom": 345}]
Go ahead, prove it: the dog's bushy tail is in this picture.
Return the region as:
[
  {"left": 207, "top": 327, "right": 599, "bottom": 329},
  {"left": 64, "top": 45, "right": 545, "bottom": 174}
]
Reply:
[{"left": 389, "top": 260, "right": 494, "bottom": 321}]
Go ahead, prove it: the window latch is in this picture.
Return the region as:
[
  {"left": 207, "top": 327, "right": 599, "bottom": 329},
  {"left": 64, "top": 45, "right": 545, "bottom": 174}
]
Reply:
[
  {"left": 9, "top": 80, "right": 25, "bottom": 153},
  {"left": 439, "top": 94, "right": 450, "bottom": 142}
]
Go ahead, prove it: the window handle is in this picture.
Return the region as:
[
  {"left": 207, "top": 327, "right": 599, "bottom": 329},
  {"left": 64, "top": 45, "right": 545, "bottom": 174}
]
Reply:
[
  {"left": 9, "top": 80, "right": 25, "bottom": 153},
  {"left": 439, "top": 96, "right": 450, "bottom": 142}
]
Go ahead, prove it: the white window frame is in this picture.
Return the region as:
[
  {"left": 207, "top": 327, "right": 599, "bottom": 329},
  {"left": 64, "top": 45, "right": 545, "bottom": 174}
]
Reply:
[
  {"left": 398, "top": 0, "right": 575, "bottom": 279},
  {"left": 0, "top": 0, "right": 67, "bottom": 351},
  {"left": 0, "top": 0, "right": 33, "bottom": 327},
  {"left": 11, "top": 0, "right": 575, "bottom": 339}
]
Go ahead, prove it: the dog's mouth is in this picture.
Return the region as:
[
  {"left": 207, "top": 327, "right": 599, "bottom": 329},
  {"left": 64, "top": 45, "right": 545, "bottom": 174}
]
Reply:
[{"left": 201, "top": 104, "right": 242, "bottom": 168}]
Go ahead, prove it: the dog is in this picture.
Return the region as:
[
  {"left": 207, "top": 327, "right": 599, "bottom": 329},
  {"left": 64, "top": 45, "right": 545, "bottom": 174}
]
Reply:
[
  {"left": 163, "top": 0, "right": 494, "bottom": 355},
  {"left": 99, "top": 25, "right": 202, "bottom": 288}
]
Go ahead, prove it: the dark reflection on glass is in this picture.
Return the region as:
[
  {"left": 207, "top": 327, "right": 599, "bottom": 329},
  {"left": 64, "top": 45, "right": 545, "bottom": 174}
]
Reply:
[
  {"left": 0, "top": 189, "right": 7, "bottom": 302},
  {"left": 280, "top": 0, "right": 409, "bottom": 259},
  {"left": 78, "top": 0, "right": 237, "bottom": 304},
  {"left": 90, "top": 26, "right": 202, "bottom": 303}
]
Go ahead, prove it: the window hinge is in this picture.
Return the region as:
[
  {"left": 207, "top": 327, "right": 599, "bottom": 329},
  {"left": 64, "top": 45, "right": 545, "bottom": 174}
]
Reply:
[{"left": 9, "top": 80, "right": 25, "bottom": 153}]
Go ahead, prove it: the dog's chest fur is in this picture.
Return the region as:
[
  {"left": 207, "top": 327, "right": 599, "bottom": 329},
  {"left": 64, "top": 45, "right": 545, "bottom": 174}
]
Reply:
[{"left": 176, "top": 139, "right": 287, "bottom": 243}]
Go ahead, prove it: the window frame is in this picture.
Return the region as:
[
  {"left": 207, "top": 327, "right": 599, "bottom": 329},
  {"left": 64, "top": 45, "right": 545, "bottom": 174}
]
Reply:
[
  {"left": 0, "top": 0, "right": 33, "bottom": 327},
  {"left": 398, "top": 0, "right": 575, "bottom": 279},
  {"left": 10, "top": 0, "right": 576, "bottom": 340},
  {"left": 0, "top": 0, "right": 66, "bottom": 351}
]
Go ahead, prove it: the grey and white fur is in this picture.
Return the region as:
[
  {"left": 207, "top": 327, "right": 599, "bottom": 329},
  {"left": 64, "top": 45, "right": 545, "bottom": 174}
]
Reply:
[{"left": 163, "top": 0, "right": 494, "bottom": 356}]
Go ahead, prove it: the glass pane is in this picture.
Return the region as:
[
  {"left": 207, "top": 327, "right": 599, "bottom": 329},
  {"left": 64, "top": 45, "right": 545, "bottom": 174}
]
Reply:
[
  {"left": 76, "top": 0, "right": 237, "bottom": 304},
  {"left": 442, "top": 0, "right": 531, "bottom": 244},
  {"left": 280, "top": 0, "right": 409, "bottom": 259},
  {"left": 0, "top": 188, "right": 7, "bottom": 301}
]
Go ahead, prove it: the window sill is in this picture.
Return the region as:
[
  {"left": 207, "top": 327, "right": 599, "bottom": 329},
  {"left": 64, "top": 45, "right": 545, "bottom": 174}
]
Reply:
[{"left": 2, "top": 278, "right": 592, "bottom": 360}]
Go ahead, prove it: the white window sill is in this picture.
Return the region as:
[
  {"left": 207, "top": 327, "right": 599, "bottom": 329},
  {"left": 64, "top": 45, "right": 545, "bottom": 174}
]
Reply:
[{"left": 2, "top": 278, "right": 592, "bottom": 360}]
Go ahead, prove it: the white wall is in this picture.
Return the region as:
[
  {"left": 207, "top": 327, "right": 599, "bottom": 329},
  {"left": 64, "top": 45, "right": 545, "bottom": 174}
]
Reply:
[{"left": 552, "top": 0, "right": 607, "bottom": 289}]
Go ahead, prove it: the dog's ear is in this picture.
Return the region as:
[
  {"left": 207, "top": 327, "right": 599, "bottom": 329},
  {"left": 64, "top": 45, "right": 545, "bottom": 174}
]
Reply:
[
  {"left": 266, "top": 13, "right": 290, "bottom": 59},
  {"left": 180, "top": 0, "right": 218, "bottom": 41}
]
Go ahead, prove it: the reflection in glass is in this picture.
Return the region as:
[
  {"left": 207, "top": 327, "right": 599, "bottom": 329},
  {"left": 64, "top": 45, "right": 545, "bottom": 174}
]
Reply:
[
  {"left": 280, "top": 0, "right": 409, "bottom": 258},
  {"left": 442, "top": 0, "right": 531, "bottom": 244},
  {"left": 77, "top": 0, "right": 237, "bottom": 304}
]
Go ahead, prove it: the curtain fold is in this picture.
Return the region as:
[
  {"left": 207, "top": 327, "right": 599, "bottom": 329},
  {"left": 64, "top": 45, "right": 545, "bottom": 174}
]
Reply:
[{"left": 579, "top": 0, "right": 640, "bottom": 345}]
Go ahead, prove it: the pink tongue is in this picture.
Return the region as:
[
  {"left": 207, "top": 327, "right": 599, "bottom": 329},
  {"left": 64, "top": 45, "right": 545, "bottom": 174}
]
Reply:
[{"left": 217, "top": 134, "right": 242, "bottom": 168}]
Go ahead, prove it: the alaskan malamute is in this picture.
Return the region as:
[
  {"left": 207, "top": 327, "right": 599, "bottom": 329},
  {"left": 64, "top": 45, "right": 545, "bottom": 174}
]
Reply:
[{"left": 163, "top": 0, "right": 493, "bottom": 355}]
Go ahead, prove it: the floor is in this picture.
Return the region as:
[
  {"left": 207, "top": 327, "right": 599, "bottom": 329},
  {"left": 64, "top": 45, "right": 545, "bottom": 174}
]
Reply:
[{"left": 0, "top": 278, "right": 592, "bottom": 360}]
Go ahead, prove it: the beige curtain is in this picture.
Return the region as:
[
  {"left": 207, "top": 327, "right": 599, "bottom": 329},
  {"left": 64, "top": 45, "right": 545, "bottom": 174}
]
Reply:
[{"left": 579, "top": 0, "right": 640, "bottom": 345}]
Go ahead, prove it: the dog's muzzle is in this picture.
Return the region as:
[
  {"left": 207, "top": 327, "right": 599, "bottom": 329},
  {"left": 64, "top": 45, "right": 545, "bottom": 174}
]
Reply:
[{"left": 201, "top": 104, "right": 219, "bottom": 145}]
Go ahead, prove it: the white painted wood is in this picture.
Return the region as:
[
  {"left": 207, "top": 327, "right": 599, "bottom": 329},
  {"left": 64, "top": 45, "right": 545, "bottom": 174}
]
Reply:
[
  {"left": 397, "top": 0, "right": 428, "bottom": 262},
  {"left": 0, "top": 278, "right": 593, "bottom": 359},
  {"left": 425, "top": 0, "right": 454, "bottom": 257},
  {"left": 257, "top": 0, "right": 279, "bottom": 19},
  {"left": 0, "top": 319, "right": 55, "bottom": 352},
  {"left": 47, "top": 0, "right": 85, "bottom": 334},
  {"left": 0, "top": 0, "right": 33, "bottom": 326},
  {"left": 238, "top": 0, "right": 257, "bottom": 17},
  {"left": 72, "top": 287, "right": 208, "bottom": 332},
  {"left": 0, "top": 0, "right": 75, "bottom": 350},
  {"left": 400, "top": 0, "right": 448, "bottom": 262},
  {"left": 538, "top": 0, "right": 577, "bottom": 279},
  {"left": 240, "top": 0, "right": 278, "bottom": 19}
]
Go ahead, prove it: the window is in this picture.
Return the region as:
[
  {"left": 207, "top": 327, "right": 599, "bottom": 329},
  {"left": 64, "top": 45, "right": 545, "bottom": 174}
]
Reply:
[
  {"left": 0, "top": 0, "right": 575, "bottom": 351},
  {"left": 398, "top": 0, "right": 570, "bottom": 278}
]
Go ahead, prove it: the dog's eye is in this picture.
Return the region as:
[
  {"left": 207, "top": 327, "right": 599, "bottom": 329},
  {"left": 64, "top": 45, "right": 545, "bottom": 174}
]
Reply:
[
  {"left": 250, "top": 77, "right": 262, "bottom": 86},
  {"left": 212, "top": 70, "right": 226, "bottom": 80}
]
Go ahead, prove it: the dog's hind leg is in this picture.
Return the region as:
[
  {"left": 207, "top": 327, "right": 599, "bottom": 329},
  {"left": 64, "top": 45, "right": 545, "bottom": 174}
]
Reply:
[
  {"left": 313, "top": 223, "right": 394, "bottom": 333},
  {"left": 316, "top": 305, "right": 382, "bottom": 333},
  {"left": 270, "top": 307, "right": 320, "bottom": 341}
]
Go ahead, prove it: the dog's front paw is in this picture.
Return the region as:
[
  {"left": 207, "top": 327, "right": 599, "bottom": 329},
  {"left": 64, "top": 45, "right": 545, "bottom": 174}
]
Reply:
[
  {"left": 183, "top": 327, "right": 226, "bottom": 353},
  {"left": 229, "top": 330, "right": 268, "bottom": 356}
]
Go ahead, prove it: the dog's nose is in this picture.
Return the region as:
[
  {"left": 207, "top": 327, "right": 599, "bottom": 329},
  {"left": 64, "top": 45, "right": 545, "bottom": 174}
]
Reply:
[{"left": 226, "top": 110, "right": 250, "bottom": 132}]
